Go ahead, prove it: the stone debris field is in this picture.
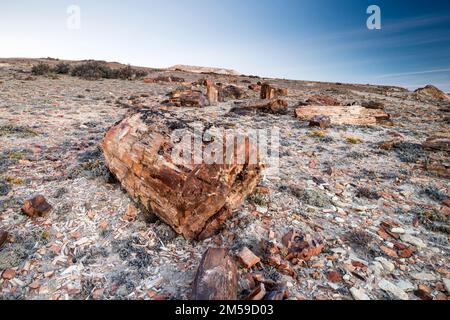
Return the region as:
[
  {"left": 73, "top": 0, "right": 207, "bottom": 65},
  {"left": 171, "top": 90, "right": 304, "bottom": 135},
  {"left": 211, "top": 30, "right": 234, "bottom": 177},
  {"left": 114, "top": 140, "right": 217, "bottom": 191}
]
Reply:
[{"left": 0, "top": 58, "right": 449, "bottom": 300}]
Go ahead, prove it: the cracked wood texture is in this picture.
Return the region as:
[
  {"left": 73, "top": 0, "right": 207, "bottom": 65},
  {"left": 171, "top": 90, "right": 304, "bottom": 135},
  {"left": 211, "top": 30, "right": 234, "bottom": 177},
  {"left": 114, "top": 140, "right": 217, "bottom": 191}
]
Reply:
[
  {"left": 102, "top": 110, "right": 263, "bottom": 240},
  {"left": 192, "top": 248, "right": 238, "bottom": 300}
]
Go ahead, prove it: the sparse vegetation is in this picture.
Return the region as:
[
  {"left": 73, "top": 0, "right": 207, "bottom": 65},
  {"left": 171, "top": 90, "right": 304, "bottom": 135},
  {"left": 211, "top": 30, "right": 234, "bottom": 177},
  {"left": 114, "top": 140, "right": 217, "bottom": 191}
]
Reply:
[
  {"left": 310, "top": 130, "right": 327, "bottom": 138},
  {"left": 421, "top": 185, "right": 448, "bottom": 202},
  {"left": 356, "top": 187, "right": 381, "bottom": 200},
  {"left": 71, "top": 61, "right": 148, "bottom": 80},
  {"left": 411, "top": 207, "right": 449, "bottom": 234},
  {"left": 31, "top": 62, "right": 51, "bottom": 75},
  {"left": 0, "top": 125, "right": 38, "bottom": 138},
  {"left": 345, "top": 136, "right": 363, "bottom": 144},
  {"left": 53, "top": 63, "right": 71, "bottom": 74}
]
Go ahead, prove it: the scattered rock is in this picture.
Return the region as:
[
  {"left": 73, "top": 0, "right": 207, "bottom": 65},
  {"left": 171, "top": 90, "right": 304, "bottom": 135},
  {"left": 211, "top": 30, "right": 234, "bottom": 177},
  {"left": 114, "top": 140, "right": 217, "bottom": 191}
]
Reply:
[
  {"left": 245, "top": 283, "right": 266, "bottom": 300},
  {"left": 306, "top": 94, "right": 340, "bottom": 106},
  {"left": 396, "top": 280, "right": 415, "bottom": 292},
  {"left": 192, "top": 248, "right": 238, "bottom": 300},
  {"left": 2, "top": 268, "right": 16, "bottom": 280},
  {"left": 350, "top": 287, "right": 371, "bottom": 300},
  {"left": 400, "top": 234, "right": 427, "bottom": 249},
  {"left": 327, "top": 271, "right": 342, "bottom": 283},
  {"left": 378, "top": 279, "right": 409, "bottom": 300},
  {"left": 362, "top": 100, "right": 385, "bottom": 110},
  {"left": 375, "top": 257, "right": 395, "bottom": 273},
  {"left": 237, "top": 247, "right": 261, "bottom": 269},
  {"left": 22, "top": 195, "right": 53, "bottom": 218},
  {"left": 411, "top": 272, "right": 437, "bottom": 282},
  {"left": 309, "top": 115, "right": 331, "bottom": 129}
]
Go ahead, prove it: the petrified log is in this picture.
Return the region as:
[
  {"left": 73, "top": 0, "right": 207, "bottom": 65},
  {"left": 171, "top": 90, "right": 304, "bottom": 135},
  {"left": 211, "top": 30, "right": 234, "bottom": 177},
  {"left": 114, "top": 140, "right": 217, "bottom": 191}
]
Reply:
[
  {"left": 206, "top": 80, "right": 219, "bottom": 105},
  {"left": 230, "top": 99, "right": 288, "bottom": 115},
  {"left": 192, "top": 248, "right": 238, "bottom": 300},
  {"left": 163, "top": 89, "right": 208, "bottom": 108},
  {"left": 102, "top": 109, "right": 263, "bottom": 240},
  {"left": 295, "top": 105, "right": 390, "bottom": 126},
  {"left": 260, "top": 83, "right": 287, "bottom": 100}
]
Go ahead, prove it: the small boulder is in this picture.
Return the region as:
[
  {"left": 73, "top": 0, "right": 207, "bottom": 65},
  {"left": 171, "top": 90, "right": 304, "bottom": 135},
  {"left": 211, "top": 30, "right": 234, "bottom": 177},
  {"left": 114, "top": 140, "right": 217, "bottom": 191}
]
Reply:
[
  {"left": 22, "top": 195, "right": 52, "bottom": 218},
  {"left": 309, "top": 115, "right": 331, "bottom": 129}
]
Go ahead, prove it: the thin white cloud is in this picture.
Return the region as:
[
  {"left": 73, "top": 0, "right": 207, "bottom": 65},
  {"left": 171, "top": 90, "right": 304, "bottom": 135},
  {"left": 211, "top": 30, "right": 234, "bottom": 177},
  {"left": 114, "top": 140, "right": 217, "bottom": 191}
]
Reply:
[{"left": 377, "top": 68, "right": 450, "bottom": 79}]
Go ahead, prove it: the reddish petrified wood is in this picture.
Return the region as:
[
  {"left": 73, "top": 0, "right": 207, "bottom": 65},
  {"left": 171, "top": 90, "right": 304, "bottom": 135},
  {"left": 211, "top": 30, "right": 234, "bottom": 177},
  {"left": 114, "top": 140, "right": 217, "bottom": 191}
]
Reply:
[
  {"left": 22, "top": 195, "right": 52, "bottom": 218},
  {"left": 102, "top": 112, "right": 263, "bottom": 240},
  {"left": 0, "top": 230, "right": 8, "bottom": 249},
  {"left": 192, "top": 248, "right": 238, "bottom": 300}
]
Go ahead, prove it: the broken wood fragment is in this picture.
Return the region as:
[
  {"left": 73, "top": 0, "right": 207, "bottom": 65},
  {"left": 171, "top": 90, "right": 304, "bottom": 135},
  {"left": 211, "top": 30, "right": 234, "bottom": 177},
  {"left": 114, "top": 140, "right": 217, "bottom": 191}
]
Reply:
[
  {"left": 245, "top": 283, "right": 266, "bottom": 300},
  {"left": 22, "top": 195, "right": 52, "bottom": 218},
  {"left": 237, "top": 247, "right": 261, "bottom": 269},
  {"left": 192, "top": 248, "right": 238, "bottom": 300},
  {"left": 206, "top": 80, "right": 219, "bottom": 105}
]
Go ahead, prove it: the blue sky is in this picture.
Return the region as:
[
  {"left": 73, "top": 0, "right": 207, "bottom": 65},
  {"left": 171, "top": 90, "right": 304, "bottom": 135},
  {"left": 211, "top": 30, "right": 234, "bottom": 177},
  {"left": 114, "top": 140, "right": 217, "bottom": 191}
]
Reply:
[{"left": 1, "top": 0, "right": 449, "bottom": 91}]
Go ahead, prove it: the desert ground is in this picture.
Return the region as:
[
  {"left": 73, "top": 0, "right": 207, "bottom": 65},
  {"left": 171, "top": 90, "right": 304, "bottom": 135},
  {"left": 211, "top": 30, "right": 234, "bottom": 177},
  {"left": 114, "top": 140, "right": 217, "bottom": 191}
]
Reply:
[{"left": 0, "top": 58, "right": 448, "bottom": 300}]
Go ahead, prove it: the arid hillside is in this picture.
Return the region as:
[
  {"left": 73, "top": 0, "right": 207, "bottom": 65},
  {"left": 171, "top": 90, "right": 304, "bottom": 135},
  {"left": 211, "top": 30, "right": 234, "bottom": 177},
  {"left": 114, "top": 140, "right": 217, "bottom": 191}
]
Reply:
[{"left": 0, "top": 58, "right": 449, "bottom": 300}]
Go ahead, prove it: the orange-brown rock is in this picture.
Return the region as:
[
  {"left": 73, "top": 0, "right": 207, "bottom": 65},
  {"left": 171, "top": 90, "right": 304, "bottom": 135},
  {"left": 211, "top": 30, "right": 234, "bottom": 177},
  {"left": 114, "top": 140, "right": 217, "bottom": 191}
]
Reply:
[
  {"left": 163, "top": 89, "right": 208, "bottom": 108},
  {"left": 102, "top": 110, "right": 263, "bottom": 240},
  {"left": 306, "top": 94, "right": 340, "bottom": 106},
  {"left": 237, "top": 247, "right": 261, "bottom": 268},
  {"left": 22, "top": 195, "right": 52, "bottom": 218},
  {"left": 295, "top": 105, "right": 390, "bottom": 126},
  {"left": 192, "top": 248, "right": 238, "bottom": 300}
]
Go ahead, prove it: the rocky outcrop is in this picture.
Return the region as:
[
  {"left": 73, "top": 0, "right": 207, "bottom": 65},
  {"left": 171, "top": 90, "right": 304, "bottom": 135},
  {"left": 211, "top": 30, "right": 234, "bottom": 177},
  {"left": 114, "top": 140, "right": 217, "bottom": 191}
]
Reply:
[
  {"left": 414, "top": 85, "right": 450, "bottom": 102},
  {"left": 102, "top": 109, "right": 263, "bottom": 240}
]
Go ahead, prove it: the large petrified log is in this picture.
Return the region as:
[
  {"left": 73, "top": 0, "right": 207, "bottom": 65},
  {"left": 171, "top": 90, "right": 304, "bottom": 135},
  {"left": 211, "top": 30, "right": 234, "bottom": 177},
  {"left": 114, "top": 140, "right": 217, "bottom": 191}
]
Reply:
[
  {"left": 102, "top": 108, "right": 263, "bottom": 240},
  {"left": 192, "top": 248, "right": 238, "bottom": 300},
  {"left": 295, "top": 105, "right": 390, "bottom": 126}
]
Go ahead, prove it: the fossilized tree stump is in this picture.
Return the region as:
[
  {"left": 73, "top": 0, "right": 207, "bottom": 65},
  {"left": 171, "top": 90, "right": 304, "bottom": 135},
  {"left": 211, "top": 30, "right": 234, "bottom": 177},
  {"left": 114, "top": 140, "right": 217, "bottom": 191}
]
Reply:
[{"left": 102, "top": 108, "right": 263, "bottom": 240}]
